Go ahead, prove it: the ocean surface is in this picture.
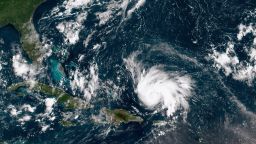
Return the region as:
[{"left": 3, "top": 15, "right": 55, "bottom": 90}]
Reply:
[{"left": 0, "top": 0, "right": 256, "bottom": 143}]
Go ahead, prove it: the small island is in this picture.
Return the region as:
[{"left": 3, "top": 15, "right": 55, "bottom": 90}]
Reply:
[
  {"left": 0, "top": 0, "right": 45, "bottom": 61},
  {"left": 8, "top": 81, "right": 88, "bottom": 109},
  {"left": 59, "top": 120, "right": 76, "bottom": 127},
  {"left": 102, "top": 108, "right": 143, "bottom": 125}
]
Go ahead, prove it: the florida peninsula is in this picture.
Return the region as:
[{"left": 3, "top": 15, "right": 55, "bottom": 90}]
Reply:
[{"left": 0, "top": 0, "right": 44, "bottom": 61}]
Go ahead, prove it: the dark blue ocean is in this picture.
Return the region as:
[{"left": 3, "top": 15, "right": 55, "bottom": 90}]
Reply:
[{"left": 0, "top": 0, "right": 256, "bottom": 143}]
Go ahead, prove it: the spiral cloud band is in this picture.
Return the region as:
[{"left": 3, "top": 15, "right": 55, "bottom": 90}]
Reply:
[{"left": 124, "top": 53, "right": 194, "bottom": 117}]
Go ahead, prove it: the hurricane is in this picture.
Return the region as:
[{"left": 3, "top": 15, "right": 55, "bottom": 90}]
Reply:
[
  {"left": 125, "top": 52, "right": 194, "bottom": 117},
  {"left": 1, "top": 0, "right": 256, "bottom": 143}
]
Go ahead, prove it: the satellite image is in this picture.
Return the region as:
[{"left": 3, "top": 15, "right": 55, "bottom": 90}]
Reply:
[{"left": 0, "top": 0, "right": 256, "bottom": 143}]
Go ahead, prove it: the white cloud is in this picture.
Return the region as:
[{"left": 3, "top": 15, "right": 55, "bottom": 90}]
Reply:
[
  {"left": 96, "top": 11, "right": 112, "bottom": 26},
  {"left": 137, "top": 67, "right": 194, "bottom": 117},
  {"left": 211, "top": 42, "right": 239, "bottom": 76},
  {"left": 9, "top": 106, "right": 19, "bottom": 116},
  {"left": 124, "top": 52, "right": 194, "bottom": 117},
  {"left": 8, "top": 104, "right": 35, "bottom": 117},
  {"left": 233, "top": 64, "right": 256, "bottom": 84},
  {"left": 52, "top": 0, "right": 147, "bottom": 46},
  {"left": 41, "top": 125, "right": 50, "bottom": 132},
  {"left": 12, "top": 53, "right": 38, "bottom": 80},
  {"left": 70, "top": 64, "right": 99, "bottom": 100},
  {"left": 45, "top": 98, "right": 56, "bottom": 113},
  {"left": 56, "top": 12, "right": 88, "bottom": 45},
  {"left": 18, "top": 115, "right": 32, "bottom": 124},
  {"left": 64, "top": 0, "right": 92, "bottom": 14},
  {"left": 210, "top": 23, "right": 256, "bottom": 85},
  {"left": 21, "top": 104, "right": 36, "bottom": 113},
  {"left": 237, "top": 23, "right": 256, "bottom": 41},
  {"left": 127, "top": 0, "right": 146, "bottom": 18}
]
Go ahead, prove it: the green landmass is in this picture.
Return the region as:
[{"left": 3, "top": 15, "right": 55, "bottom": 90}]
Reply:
[
  {"left": 60, "top": 120, "right": 76, "bottom": 127},
  {"left": 0, "top": 141, "right": 7, "bottom": 144},
  {"left": 103, "top": 108, "right": 143, "bottom": 125},
  {"left": 8, "top": 81, "right": 88, "bottom": 109},
  {"left": 0, "top": 0, "right": 44, "bottom": 61},
  {"left": 0, "top": 140, "right": 7, "bottom": 144}
]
